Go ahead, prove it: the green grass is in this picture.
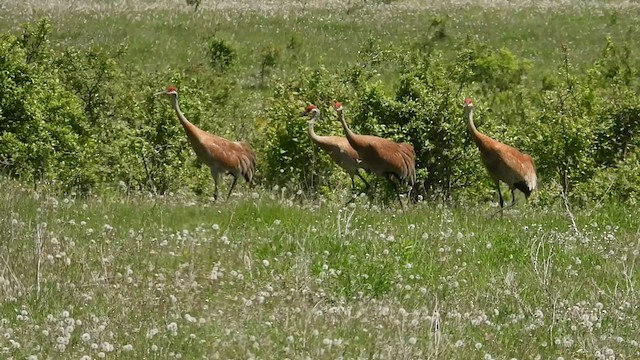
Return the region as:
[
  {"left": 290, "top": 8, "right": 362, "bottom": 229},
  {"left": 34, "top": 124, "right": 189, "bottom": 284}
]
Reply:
[
  {"left": 1, "top": 1, "right": 640, "bottom": 358},
  {"left": 1, "top": 180, "right": 639, "bottom": 358},
  {"left": 3, "top": 1, "right": 639, "bottom": 83}
]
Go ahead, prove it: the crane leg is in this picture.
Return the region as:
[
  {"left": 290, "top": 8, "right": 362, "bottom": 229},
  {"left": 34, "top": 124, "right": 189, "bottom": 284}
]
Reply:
[
  {"left": 496, "top": 182, "right": 504, "bottom": 208},
  {"left": 210, "top": 169, "right": 221, "bottom": 201},
  {"left": 226, "top": 175, "right": 238, "bottom": 200},
  {"left": 387, "top": 174, "right": 405, "bottom": 212},
  {"left": 511, "top": 188, "right": 517, "bottom": 206},
  {"left": 356, "top": 170, "right": 370, "bottom": 190},
  {"left": 350, "top": 174, "right": 356, "bottom": 190}
]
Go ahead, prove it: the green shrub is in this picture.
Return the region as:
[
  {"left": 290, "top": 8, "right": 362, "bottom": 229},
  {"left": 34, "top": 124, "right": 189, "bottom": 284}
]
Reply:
[
  {"left": 205, "top": 36, "right": 236, "bottom": 73},
  {"left": 258, "top": 67, "right": 354, "bottom": 194},
  {"left": 0, "top": 19, "right": 88, "bottom": 189}
]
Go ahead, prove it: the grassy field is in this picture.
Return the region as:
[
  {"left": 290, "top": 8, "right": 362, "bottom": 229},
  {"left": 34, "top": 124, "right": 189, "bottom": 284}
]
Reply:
[
  {"left": 1, "top": 1, "right": 640, "bottom": 359},
  {"left": 2, "top": 0, "right": 640, "bottom": 82},
  {"left": 1, "top": 180, "right": 639, "bottom": 359}
]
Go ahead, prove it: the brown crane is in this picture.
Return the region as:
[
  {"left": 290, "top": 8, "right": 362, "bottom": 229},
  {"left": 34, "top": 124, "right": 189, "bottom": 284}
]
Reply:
[
  {"left": 155, "top": 86, "right": 257, "bottom": 200},
  {"left": 463, "top": 97, "right": 537, "bottom": 207},
  {"left": 334, "top": 102, "right": 416, "bottom": 207},
  {"left": 302, "top": 105, "right": 370, "bottom": 191}
]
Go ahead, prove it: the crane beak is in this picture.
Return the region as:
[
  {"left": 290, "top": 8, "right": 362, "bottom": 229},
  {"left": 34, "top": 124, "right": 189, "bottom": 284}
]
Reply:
[{"left": 154, "top": 91, "right": 167, "bottom": 96}]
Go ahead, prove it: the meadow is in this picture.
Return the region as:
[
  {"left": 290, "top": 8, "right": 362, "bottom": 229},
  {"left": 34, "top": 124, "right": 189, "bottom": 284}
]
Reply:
[
  {"left": 1, "top": 0, "right": 640, "bottom": 359},
  {"left": 2, "top": 180, "right": 640, "bottom": 359}
]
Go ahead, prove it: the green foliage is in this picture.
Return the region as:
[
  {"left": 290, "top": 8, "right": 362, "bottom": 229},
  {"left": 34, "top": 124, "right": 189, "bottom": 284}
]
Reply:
[
  {"left": 259, "top": 46, "right": 282, "bottom": 88},
  {"left": 205, "top": 36, "right": 236, "bottom": 73},
  {"left": 0, "top": 19, "right": 227, "bottom": 195},
  {"left": 0, "top": 19, "right": 88, "bottom": 189},
  {"left": 2, "top": 16, "right": 640, "bottom": 205},
  {"left": 259, "top": 67, "right": 352, "bottom": 194},
  {"left": 581, "top": 150, "right": 640, "bottom": 205}
]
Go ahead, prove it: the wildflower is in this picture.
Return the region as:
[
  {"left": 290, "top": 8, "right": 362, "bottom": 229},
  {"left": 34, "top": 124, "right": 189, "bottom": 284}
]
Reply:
[
  {"left": 122, "top": 344, "right": 133, "bottom": 352},
  {"left": 81, "top": 333, "right": 91, "bottom": 342},
  {"left": 167, "top": 322, "right": 178, "bottom": 334},
  {"left": 262, "top": 259, "right": 270, "bottom": 267},
  {"left": 408, "top": 337, "right": 417, "bottom": 345}
]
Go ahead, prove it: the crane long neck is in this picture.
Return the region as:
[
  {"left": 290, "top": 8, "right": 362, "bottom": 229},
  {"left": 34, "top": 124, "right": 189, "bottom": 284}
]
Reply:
[
  {"left": 307, "top": 113, "right": 322, "bottom": 144},
  {"left": 170, "top": 95, "right": 201, "bottom": 140},
  {"left": 337, "top": 110, "right": 357, "bottom": 140},
  {"left": 466, "top": 107, "right": 482, "bottom": 143}
]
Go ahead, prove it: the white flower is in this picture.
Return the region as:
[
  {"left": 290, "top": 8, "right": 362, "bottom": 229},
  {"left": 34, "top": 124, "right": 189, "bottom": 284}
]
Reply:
[
  {"left": 212, "top": 224, "right": 220, "bottom": 231},
  {"left": 101, "top": 341, "right": 114, "bottom": 352},
  {"left": 167, "top": 322, "right": 178, "bottom": 333},
  {"left": 81, "top": 333, "right": 91, "bottom": 342},
  {"left": 262, "top": 259, "right": 270, "bottom": 267},
  {"left": 408, "top": 337, "right": 417, "bottom": 345},
  {"left": 122, "top": 344, "right": 133, "bottom": 352}
]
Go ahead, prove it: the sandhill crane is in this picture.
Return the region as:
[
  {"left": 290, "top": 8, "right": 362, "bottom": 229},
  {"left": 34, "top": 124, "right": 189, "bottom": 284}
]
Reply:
[
  {"left": 302, "top": 105, "right": 369, "bottom": 191},
  {"left": 155, "top": 86, "right": 257, "bottom": 200},
  {"left": 463, "top": 98, "right": 537, "bottom": 208},
  {"left": 334, "top": 102, "right": 416, "bottom": 207}
]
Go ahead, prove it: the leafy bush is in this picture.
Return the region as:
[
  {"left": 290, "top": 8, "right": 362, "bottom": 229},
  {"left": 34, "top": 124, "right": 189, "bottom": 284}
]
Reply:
[
  {"left": 580, "top": 150, "right": 640, "bottom": 205},
  {"left": 0, "top": 19, "right": 88, "bottom": 189},
  {"left": 2, "top": 18, "right": 640, "bottom": 206},
  {"left": 205, "top": 36, "right": 236, "bottom": 73},
  {"left": 258, "top": 67, "right": 354, "bottom": 194}
]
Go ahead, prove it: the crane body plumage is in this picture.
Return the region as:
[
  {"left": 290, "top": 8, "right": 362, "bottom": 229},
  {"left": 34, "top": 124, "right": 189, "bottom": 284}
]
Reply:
[
  {"left": 334, "top": 102, "right": 416, "bottom": 206},
  {"left": 303, "top": 105, "right": 369, "bottom": 189},
  {"left": 156, "top": 86, "right": 257, "bottom": 200},
  {"left": 464, "top": 98, "right": 537, "bottom": 207}
]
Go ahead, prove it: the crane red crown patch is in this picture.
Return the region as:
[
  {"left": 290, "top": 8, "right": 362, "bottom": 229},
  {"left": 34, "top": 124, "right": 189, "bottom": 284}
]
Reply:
[
  {"left": 305, "top": 105, "right": 317, "bottom": 112},
  {"left": 464, "top": 98, "right": 473, "bottom": 104},
  {"left": 334, "top": 102, "right": 343, "bottom": 108},
  {"left": 167, "top": 86, "right": 178, "bottom": 92}
]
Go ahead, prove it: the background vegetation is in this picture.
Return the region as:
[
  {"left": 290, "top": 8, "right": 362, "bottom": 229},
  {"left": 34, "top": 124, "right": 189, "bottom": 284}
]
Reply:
[
  {"left": 1, "top": 1, "right": 639, "bottom": 359},
  {"left": 1, "top": 0, "right": 639, "bottom": 204}
]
